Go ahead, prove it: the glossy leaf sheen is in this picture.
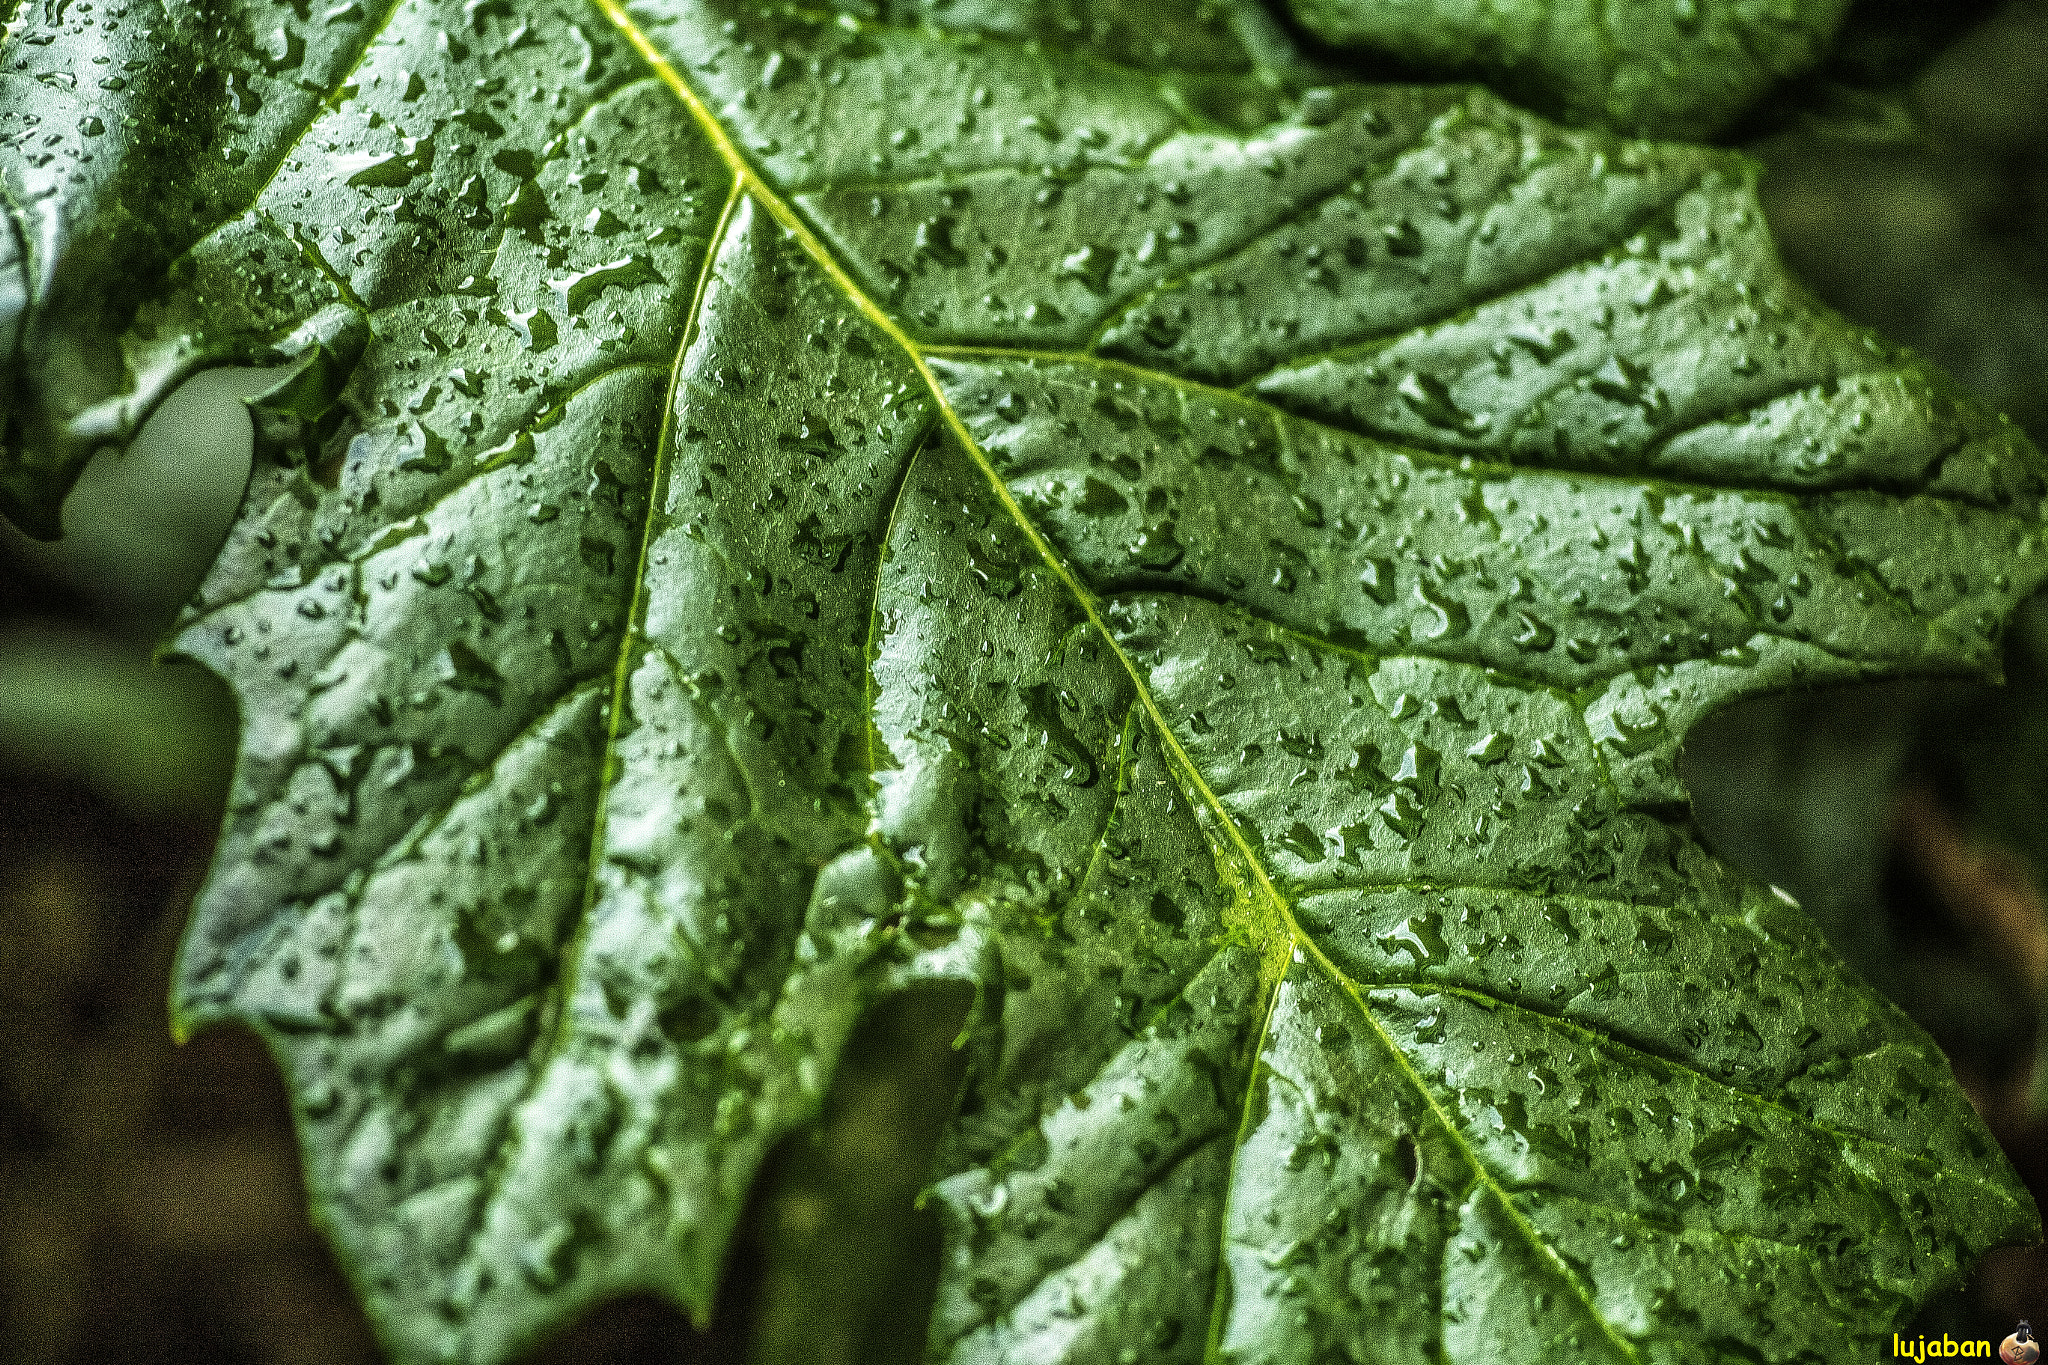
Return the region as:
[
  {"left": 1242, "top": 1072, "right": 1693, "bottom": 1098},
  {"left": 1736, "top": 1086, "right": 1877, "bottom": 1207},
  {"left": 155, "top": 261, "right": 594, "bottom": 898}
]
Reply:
[{"left": 3, "top": 2, "right": 2043, "bottom": 1363}]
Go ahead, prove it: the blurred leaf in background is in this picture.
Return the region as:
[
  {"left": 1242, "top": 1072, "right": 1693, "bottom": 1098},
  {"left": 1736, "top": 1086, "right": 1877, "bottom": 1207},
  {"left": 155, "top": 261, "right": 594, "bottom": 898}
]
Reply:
[
  {"left": 1284, "top": 0, "right": 1855, "bottom": 139},
  {"left": 1750, "top": 0, "right": 2048, "bottom": 436}
]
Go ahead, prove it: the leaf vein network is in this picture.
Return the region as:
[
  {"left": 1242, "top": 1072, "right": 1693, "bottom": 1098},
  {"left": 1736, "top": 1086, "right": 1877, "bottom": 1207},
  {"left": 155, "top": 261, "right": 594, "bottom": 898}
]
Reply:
[{"left": 518, "top": 8, "right": 1991, "bottom": 1361}]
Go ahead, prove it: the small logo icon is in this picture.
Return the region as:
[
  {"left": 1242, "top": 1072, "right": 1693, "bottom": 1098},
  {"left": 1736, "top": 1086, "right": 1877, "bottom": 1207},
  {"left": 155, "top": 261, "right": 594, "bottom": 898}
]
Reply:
[{"left": 2002, "top": 1322, "right": 2039, "bottom": 1365}]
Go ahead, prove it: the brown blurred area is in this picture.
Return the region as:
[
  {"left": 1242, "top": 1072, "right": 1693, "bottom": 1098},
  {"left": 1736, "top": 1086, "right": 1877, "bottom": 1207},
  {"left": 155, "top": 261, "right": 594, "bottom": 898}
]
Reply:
[
  {"left": 0, "top": 526, "right": 380, "bottom": 1364},
  {"left": 0, "top": 771, "right": 347, "bottom": 1365},
  {"left": 2, "top": 0, "right": 2047, "bottom": 1361}
]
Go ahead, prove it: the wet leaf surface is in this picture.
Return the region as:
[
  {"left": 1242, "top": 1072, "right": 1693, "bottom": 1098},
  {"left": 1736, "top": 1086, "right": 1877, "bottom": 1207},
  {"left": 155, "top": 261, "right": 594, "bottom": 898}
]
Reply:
[{"left": 1, "top": 3, "right": 2044, "bottom": 1363}]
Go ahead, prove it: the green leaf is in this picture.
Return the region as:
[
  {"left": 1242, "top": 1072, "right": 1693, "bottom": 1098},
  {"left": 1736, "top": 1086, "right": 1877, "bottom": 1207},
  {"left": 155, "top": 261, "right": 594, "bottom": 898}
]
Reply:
[
  {"left": 1280, "top": 0, "right": 1855, "bottom": 139},
  {"left": 5, "top": 2, "right": 2043, "bottom": 1362}
]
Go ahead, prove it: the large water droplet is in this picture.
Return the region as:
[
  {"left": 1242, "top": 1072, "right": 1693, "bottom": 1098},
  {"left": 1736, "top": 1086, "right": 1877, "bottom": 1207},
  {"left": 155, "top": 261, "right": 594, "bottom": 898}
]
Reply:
[{"left": 1398, "top": 372, "right": 1486, "bottom": 434}]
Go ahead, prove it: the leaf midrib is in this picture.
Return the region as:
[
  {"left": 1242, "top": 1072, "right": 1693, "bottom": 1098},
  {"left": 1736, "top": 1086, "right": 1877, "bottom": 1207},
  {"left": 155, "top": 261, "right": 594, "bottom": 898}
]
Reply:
[
  {"left": 592, "top": 4, "right": 1654, "bottom": 1358},
  {"left": 589, "top": 0, "right": 1307, "bottom": 931}
]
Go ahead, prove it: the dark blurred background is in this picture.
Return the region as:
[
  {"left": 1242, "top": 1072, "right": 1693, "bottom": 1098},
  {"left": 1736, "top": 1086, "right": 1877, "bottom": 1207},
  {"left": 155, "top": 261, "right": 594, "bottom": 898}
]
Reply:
[{"left": 2, "top": 1, "right": 2046, "bottom": 1360}]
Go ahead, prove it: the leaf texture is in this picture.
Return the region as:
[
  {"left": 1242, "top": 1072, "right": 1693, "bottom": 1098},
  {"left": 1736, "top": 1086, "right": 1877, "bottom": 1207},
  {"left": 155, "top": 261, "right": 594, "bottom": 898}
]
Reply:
[
  {"left": 1280, "top": 0, "right": 1854, "bottom": 139},
  {"left": 3, "top": 2, "right": 2043, "bottom": 1362},
  {"left": 0, "top": 0, "right": 399, "bottom": 534}
]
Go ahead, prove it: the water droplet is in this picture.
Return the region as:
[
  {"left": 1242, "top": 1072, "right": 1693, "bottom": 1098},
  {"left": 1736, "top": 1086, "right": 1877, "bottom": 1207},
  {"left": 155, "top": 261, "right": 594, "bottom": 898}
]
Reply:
[
  {"left": 1059, "top": 244, "right": 1116, "bottom": 293},
  {"left": 1467, "top": 732, "right": 1510, "bottom": 764},
  {"left": 436, "top": 641, "right": 503, "bottom": 704},
  {"left": 1512, "top": 613, "right": 1555, "bottom": 652},
  {"left": 914, "top": 215, "right": 964, "bottom": 266},
  {"left": 259, "top": 26, "right": 306, "bottom": 75},
  {"left": 1129, "top": 522, "right": 1183, "bottom": 572},
  {"left": 1325, "top": 821, "right": 1372, "bottom": 860},
  {"left": 1393, "top": 743, "right": 1439, "bottom": 790},
  {"left": 1608, "top": 705, "right": 1665, "bottom": 755},
  {"left": 500, "top": 178, "right": 550, "bottom": 235},
  {"left": 1538, "top": 902, "right": 1579, "bottom": 943},
  {"left": 1074, "top": 476, "right": 1128, "bottom": 516},
  {"left": 1378, "top": 911, "right": 1446, "bottom": 963},
  {"left": 1278, "top": 822, "right": 1323, "bottom": 862},
  {"left": 1414, "top": 579, "right": 1470, "bottom": 638},
  {"left": 1359, "top": 557, "right": 1396, "bottom": 605},
  {"left": 1398, "top": 372, "right": 1486, "bottom": 434},
  {"left": 1509, "top": 325, "right": 1574, "bottom": 362},
  {"left": 1588, "top": 355, "right": 1665, "bottom": 414},
  {"left": 502, "top": 306, "right": 557, "bottom": 351},
  {"left": 1379, "top": 788, "right": 1425, "bottom": 839},
  {"left": 549, "top": 256, "right": 664, "bottom": 315},
  {"left": 1381, "top": 218, "right": 1423, "bottom": 256}
]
